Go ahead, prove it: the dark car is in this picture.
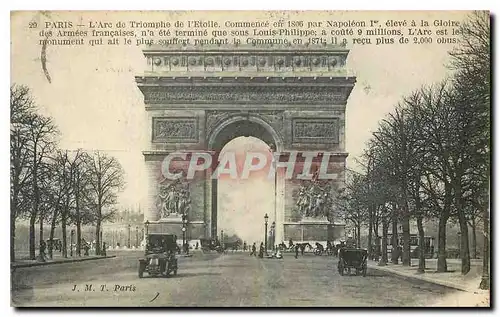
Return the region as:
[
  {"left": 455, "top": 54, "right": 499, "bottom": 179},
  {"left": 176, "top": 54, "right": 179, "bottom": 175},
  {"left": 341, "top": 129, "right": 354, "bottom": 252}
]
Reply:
[{"left": 138, "top": 234, "right": 178, "bottom": 278}]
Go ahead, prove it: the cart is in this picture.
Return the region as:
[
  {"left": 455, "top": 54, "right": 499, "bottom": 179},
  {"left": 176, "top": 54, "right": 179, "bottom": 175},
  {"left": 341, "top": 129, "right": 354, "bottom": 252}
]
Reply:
[{"left": 337, "top": 248, "right": 368, "bottom": 277}]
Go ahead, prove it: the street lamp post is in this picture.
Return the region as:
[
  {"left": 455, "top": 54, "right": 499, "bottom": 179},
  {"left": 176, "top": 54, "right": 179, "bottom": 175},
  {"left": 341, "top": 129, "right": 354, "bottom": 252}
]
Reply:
[
  {"left": 271, "top": 221, "right": 276, "bottom": 251},
  {"left": 264, "top": 213, "right": 269, "bottom": 255},
  {"left": 221, "top": 230, "right": 224, "bottom": 250},
  {"left": 145, "top": 220, "right": 150, "bottom": 250},
  {"left": 182, "top": 214, "right": 188, "bottom": 254},
  {"left": 135, "top": 226, "right": 139, "bottom": 248},
  {"left": 70, "top": 229, "right": 75, "bottom": 257},
  {"left": 182, "top": 227, "right": 186, "bottom": 253},
  {"left": 127, "top": 224, "right": 131, "bottom": 249}
]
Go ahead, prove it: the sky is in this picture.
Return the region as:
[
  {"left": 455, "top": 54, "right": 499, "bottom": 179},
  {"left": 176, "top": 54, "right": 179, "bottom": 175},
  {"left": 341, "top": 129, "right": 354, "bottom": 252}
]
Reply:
[{"left": 10, "top": 11, "right": 471, "bottom": 222}]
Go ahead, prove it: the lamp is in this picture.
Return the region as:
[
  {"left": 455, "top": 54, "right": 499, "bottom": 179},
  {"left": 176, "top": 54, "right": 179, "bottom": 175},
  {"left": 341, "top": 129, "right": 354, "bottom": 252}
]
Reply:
[
  {"left": 271, "top": 221, "right": 276, "bottom": 251},
  {"left": 70, "top": 229, "right": 75, "bottom": 257},
  {"left": 264, "top": 214, "right": 269, "bottom": 255}
]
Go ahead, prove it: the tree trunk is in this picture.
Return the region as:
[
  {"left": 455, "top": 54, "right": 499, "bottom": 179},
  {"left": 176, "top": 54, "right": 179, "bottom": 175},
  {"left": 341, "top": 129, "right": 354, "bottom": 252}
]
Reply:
[
  {"left": 380, "top": 218, "right": 388, "bottom": 266},
  {"left": 49, "top": 214, "right": 56, "bottom": 259},
  {"left": 29, "top": 214, "right": 37, "bottom": 260},
  {"left": 95, "top": 221, "right": 101, "bottom": 256},
  {"left": 374, "top": 221, "right": 380, "bottom": 261},
  {"left": 356, "top": 224, "right": 361, "bottom": 249},
  {"left": 76, "top": 216, "right": 82, "bottom": 257},
  {"left": 437, "top": 212, "right": 448, "bottom": 272},
  {"left": 401, "top": 205, "right": 411, "bottom": 267},
  {"left": 458, "top": 212, "right": 471, "bottom": 275},
  {"left": 39, "top": 214, "right": 44, "bottom": 244},
  {"left": 61, "top": 216, "right": 67, "bottom": 258},
  {"left": 391, "top": 215, "right": 399, "bottom": 264},
  {"left": 479, "top": 202, "right": 489, "bottom": 290},
  {"left": 11, "top": 204, "right": 16, "bottom": 262},
  {"left": 75, "top": 192, "right": 81, "bottom": 257},
  {"left": 471, "top": 217, "right": 477, "bottom": 259},
  {"left": 417, "top": 215, "right": 425, "bottom": 273},
  {"left": 368, "top": 205, "right": 374, "bottom": 258}
]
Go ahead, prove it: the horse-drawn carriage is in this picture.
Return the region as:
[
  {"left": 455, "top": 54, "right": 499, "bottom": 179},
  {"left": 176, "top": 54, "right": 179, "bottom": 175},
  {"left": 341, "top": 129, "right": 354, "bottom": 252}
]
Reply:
[
  {"left": 200, "top": 238, "right": 224, "bottom": 253},
  {"left": 337, "top": 248, "right": 368, "bottom": 277},
  {"left": 138, "top": 234, "right": 178, "bottom": 278}
]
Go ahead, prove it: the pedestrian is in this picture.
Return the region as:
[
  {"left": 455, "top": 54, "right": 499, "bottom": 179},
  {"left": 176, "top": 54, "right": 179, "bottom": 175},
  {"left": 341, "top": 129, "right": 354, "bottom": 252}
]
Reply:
[
  {"left": 38, "top": 241, "right": 47, "bottom": 262},
  {"left": 275, "top": 248, "right": 283, "bottom": 259},
  {"left": 258, "top": 242, "right": 264, "bottom": 258},
  {"left": 243, "top": 241, "right": 247, "bottom": 252},
  {"left": 102, "top": 242, "right": 107, "bottom": 256},
  {"left": 295, "top": 244, "right": 299, "bottom": 259},
  {"left": 250, "top": 243, "right": 256, "bottom": 256}
]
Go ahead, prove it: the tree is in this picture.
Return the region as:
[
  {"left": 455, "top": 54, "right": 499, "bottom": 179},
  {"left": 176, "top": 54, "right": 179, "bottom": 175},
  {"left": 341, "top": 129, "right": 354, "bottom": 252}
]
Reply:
[
  {"left": 10, "top": 84, "right": 59, "bottom": 260},
  {"left": 67, "top": 150, "right": 91, "bottom": 257},
  {"left": 447, "top": 10, "right": 490, "bottom": 287},
  {"left": 44, "top": 151, "right": 68, "bottom": 258},
  {"left": 371, "top": 104, "right": 424, "bottom": 267},
  {"left": 446, "top": 11, "right": 490, "bottom": 276},
  {"left": 86, "top": 151, "right": 125, "bottom": 255},
  {"left": 10, "top": 85, "right": 36, "bottom": 261},
  {"left": 337, "top": 170, "right": 369, "bottom": 248}
]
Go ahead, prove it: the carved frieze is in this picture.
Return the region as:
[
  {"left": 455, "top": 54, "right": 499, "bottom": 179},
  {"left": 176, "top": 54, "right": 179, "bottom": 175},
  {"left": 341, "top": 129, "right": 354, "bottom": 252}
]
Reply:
[
  {"left": 292, "top": 118, "right": 339, "bottom": 144},
  {"left": 152, "top": 117, "right": 198, "bottom": 143},
  {"left": 145, "top": 50, "right": 348, "bottom": 73},
  {"left": 143, "top": 86, "right": 345, "bottom": 105}
]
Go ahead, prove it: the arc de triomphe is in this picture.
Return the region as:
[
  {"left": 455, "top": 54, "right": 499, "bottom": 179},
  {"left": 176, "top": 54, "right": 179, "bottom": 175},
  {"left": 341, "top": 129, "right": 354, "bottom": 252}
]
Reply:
[{"left": 136, "top": 44, "right": 356, "bottom": 244}]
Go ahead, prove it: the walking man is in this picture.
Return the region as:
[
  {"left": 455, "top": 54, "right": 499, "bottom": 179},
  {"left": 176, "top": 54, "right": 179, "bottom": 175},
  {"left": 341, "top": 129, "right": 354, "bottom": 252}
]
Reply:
[
  {"left": 250, "top": 243, "right": 256, "bottom": 256},
  {"left": 295, "top": 244, "right": 299, "bottom": 259},
  {"left": 258, "top": 242, "right": 264, "bottom": 258}
]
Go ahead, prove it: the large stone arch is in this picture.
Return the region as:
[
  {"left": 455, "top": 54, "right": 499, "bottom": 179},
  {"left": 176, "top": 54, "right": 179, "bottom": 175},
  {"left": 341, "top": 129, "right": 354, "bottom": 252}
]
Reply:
[{"left": 137, "top": 44, "right": 356, "bottom": 244}]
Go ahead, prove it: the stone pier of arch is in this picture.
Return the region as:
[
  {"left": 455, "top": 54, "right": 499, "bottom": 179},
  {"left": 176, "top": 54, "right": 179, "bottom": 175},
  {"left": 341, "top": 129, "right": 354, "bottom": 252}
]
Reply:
[{"left": 135, "top": 44, "right": 356, "bottom": 244}]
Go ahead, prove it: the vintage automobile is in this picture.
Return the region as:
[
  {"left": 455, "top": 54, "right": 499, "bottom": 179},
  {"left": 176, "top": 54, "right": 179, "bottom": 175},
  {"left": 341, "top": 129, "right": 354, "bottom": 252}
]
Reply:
[
  {"left": 337, "top": 248, "right": 368, "bottom": 277},
  {"left": 138, "top": 234, "right": 178, "bottom": 278}
]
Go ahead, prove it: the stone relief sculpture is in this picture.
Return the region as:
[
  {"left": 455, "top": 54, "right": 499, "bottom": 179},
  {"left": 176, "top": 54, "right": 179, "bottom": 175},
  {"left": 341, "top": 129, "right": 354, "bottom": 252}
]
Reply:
[
  {"left": 156, "top": 179, "right": 191, "bottom": 218},
  {"left": 295, "top": 175, "right": 335, "bottom": 221},
  {"left": 153, "top": 118, "right": 197, "bottom": 141}
]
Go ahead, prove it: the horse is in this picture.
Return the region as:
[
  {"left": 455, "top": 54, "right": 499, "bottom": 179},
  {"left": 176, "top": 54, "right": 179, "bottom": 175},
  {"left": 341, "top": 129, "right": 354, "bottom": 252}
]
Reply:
[
  {"left": 223, "top": 241, "right": 240, "bottom": 252},
  {"left": 314, "top": 242, "right": 325, "bottom": 255},
  {"left": 295, "top": 242, "right": 313, "bottom": 255}
]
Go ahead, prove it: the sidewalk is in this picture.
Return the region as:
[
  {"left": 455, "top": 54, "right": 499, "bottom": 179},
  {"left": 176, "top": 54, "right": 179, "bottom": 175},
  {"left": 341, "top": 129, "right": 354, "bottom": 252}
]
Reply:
[
  {"left": 368, "top": 258, "right": 486, "bottom": 293},
  {"left": 11, "top": 254, "right": 116, "bottom": 268}
]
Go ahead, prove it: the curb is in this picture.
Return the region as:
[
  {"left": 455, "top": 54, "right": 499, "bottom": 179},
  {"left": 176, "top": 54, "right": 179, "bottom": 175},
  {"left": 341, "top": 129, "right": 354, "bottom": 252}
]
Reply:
[
  {"left": 11, "top": 255, "right": 116, "bottom": 269},
  {"left": 367, "top": 263, "right": 473, "bottom": 292}
]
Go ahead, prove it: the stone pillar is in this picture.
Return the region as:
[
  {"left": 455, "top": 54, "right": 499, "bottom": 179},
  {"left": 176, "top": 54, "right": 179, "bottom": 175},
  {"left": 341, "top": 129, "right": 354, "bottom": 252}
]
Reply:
[
  {"left": 274, "top": 168, "right": 286, "bottom": 246},
  {"left": 144, "top": 158, "right": 162, "bottom": 222}
]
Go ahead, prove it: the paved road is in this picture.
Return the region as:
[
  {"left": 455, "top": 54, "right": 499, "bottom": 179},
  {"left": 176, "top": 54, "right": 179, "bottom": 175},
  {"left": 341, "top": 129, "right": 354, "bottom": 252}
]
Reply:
[{"left": 12, "top": 251, "right": 457, "bottom": 307}]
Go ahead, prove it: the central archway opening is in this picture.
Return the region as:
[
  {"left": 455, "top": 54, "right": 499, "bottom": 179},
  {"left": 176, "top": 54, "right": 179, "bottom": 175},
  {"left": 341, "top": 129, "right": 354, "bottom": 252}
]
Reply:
[
  {"left": 208, "top": 116, "right": 281, "bottom": 248},
  {"left": 217, "top": 136, "right": 274, "bottom": 245}
]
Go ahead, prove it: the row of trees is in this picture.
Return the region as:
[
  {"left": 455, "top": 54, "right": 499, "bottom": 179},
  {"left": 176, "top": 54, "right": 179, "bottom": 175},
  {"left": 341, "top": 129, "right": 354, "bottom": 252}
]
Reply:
[
  {"left": 336, "top": 11, "right": 490, "bottom": 289},
  {"left": 10, "top": 85, "right": 125, "bottom": 261}
]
